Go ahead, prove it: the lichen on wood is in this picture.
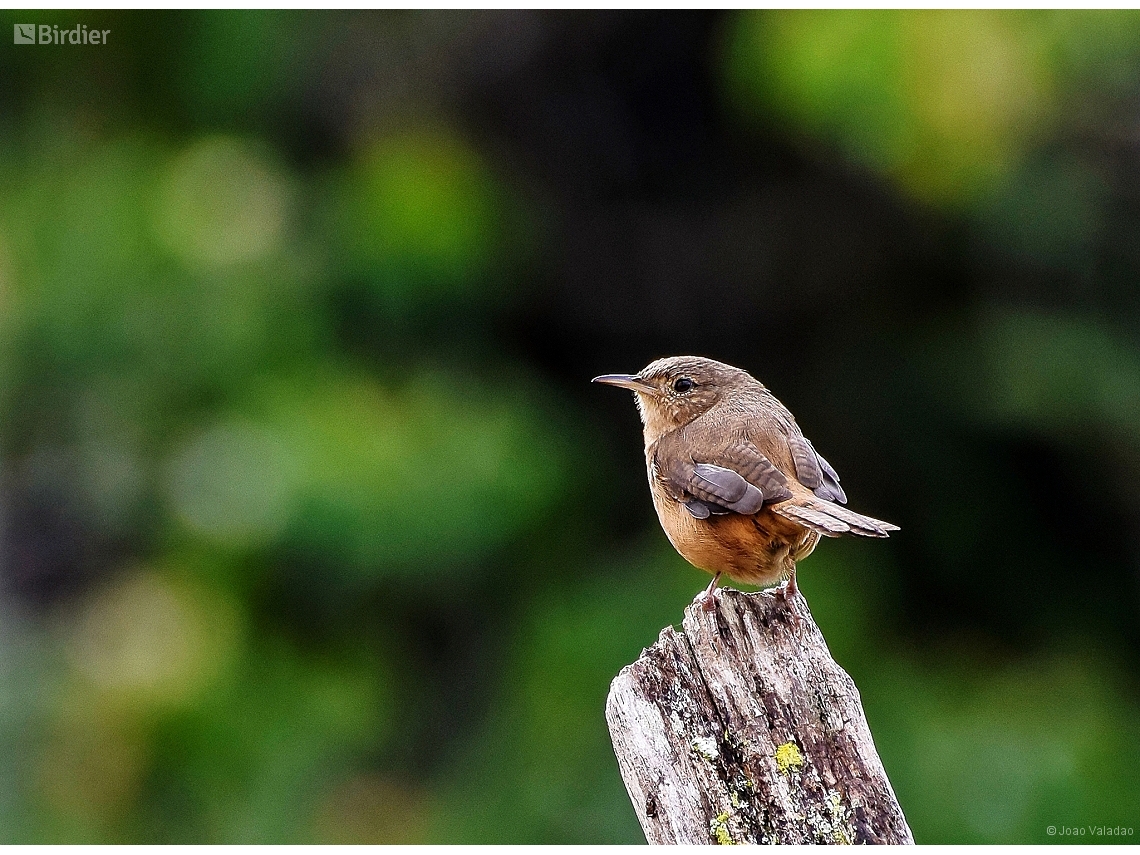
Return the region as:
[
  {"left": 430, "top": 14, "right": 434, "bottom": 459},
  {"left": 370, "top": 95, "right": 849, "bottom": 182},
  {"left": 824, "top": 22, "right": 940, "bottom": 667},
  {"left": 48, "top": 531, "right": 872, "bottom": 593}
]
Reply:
[{"left": 605, "top": 586, "right": 914, "bottom": 845}]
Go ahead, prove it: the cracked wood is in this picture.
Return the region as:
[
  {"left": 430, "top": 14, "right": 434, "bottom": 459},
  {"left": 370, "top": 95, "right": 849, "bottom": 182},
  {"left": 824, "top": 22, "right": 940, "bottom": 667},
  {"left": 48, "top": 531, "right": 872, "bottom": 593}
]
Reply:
[{"left": 605, "top": 587, "right": 914, "bottom": 845}]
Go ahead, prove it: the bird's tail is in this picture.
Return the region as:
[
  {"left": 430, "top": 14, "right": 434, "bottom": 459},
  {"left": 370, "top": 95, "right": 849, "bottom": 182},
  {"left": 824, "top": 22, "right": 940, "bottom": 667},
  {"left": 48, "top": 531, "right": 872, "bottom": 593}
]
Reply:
[{"left": 771, "top": 485, "right": 899, "bottom": 538}]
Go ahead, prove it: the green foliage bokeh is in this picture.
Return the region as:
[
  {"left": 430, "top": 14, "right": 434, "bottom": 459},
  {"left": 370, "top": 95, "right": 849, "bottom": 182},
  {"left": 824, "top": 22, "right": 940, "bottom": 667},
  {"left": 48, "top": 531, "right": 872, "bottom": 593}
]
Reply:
[{"left": 0, "top": 9, "right": 1138, "bottom": 844}]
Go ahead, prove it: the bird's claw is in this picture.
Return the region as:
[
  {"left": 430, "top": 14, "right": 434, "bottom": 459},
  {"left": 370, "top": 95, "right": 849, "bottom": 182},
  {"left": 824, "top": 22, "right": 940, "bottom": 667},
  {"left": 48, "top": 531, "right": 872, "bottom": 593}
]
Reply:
[
  {"left": 696, "top": 572, "right": 722, "bottom": 613},
  {"left": 778, "top": 575, "right": 802, "bottom": 626}
]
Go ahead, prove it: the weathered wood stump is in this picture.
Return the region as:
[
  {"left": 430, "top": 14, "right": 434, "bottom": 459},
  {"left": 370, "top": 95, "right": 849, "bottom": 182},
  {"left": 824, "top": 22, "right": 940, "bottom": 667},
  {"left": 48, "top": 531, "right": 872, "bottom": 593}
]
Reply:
[{"left": 605, "top": 586, "right": 913, "bottom": 845}]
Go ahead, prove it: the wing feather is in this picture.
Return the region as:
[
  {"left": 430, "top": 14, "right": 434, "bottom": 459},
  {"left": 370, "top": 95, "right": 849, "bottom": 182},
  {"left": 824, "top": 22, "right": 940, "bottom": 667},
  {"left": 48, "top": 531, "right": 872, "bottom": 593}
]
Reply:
[
  {"left": 790, "top": 434, "right": 847, "bottom": 504},
  {"left": 654, "top": 436, "right": 789, "bottom": 517}
]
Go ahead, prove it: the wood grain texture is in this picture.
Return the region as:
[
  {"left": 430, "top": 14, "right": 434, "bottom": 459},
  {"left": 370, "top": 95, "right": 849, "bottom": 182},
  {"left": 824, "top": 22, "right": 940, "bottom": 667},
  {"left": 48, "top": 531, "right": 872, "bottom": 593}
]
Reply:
[{"left": 605, "top": 587, "right": 913, "bottom": 845}]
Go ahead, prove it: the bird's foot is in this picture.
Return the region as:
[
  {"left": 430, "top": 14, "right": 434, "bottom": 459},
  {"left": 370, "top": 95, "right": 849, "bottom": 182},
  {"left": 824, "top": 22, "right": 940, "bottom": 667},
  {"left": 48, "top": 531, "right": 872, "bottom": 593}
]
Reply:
[
  {"left": 779, "top": 571, "right": 801, "bottom": 625},
  {"left": 697, "top": 572, "right": 722, "bottom": 613},
  {"left": 779, "top": 569, "right": 799, "bottom": 601}
]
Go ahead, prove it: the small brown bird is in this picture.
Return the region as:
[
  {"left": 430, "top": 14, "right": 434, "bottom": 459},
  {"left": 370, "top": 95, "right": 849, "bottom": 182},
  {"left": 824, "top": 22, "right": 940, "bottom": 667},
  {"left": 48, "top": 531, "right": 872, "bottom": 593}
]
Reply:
[{"left": 593, "top": 356, "right": 898, "bottom": 607}]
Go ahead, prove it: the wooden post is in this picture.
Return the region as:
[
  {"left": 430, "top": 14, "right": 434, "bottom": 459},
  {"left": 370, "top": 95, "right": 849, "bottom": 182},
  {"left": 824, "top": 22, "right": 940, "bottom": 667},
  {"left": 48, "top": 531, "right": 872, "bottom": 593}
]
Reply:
[{"left": 605, "top": 587, "right": 914, "bottom": 845}]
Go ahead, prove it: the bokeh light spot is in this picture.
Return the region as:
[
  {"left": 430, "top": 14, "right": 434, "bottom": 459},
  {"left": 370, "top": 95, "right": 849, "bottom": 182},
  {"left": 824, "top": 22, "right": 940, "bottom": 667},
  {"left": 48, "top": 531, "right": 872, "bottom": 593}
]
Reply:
[
  {"left": 67, "top": 570, "right": 240, "bottom": 708},
  {"left": 247, "top": 370, "right": 570, "bottom": 578},
  {"left": 339, "top": 129, "right": 503, "bottom": 306},
  {"left": 152, "top": 136, "right": 290, "bottom": 267},
  {"left": 164, "top": 419, "right": 298, "bottom": 546},
  {"left": 725, "top": 11, "right": 1057, "bottom": 206}
]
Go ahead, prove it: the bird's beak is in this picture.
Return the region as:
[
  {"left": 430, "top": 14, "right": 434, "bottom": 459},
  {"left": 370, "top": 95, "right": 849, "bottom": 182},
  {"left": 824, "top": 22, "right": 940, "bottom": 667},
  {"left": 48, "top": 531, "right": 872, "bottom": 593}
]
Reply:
[{"left": 591, "top": 374, "right": 657, "bottom": 394}]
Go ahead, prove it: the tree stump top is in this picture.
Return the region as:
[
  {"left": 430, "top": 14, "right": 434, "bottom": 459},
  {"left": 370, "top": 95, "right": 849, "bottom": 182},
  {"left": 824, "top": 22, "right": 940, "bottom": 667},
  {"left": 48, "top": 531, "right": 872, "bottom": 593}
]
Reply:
[{"left": 605, "top": 587, "right": 913, "bottom": 845}]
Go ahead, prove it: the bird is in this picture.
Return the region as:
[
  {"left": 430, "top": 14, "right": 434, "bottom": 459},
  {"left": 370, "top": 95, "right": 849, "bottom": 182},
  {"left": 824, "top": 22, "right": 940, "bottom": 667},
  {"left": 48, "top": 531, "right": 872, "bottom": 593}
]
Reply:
[{"left": 593, "top": 356, "right": 898, "bottom": 609}]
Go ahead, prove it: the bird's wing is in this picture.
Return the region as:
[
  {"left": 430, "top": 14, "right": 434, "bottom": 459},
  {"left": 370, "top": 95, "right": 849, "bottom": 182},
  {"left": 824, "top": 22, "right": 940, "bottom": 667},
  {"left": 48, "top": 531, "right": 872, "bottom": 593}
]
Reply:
[
  {"left": 787, "top": 433, "right": 847, "bottom": 504},
  {"left": 658, "top": 439, "right": 792, "bottom": 518}
]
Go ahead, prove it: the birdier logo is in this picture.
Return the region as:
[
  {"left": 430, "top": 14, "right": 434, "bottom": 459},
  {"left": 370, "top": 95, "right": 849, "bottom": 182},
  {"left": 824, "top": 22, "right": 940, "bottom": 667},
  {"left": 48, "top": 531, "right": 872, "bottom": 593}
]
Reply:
[{"left": 14, "top": 23, "right": 110, "bottom": 44}]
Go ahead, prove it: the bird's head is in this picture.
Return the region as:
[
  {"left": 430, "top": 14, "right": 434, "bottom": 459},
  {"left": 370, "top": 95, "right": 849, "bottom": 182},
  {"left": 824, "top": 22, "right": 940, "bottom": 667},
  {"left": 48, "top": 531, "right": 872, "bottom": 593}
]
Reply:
[{"left": 592, "top": 355, "right": 756, "bottom": 440}]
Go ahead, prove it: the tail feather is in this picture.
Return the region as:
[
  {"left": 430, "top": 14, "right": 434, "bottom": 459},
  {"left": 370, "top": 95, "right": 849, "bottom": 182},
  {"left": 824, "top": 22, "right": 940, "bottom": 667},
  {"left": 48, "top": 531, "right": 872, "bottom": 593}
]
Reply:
[{"left": 772, "top": 491, "right": 899, "bottom": 539}]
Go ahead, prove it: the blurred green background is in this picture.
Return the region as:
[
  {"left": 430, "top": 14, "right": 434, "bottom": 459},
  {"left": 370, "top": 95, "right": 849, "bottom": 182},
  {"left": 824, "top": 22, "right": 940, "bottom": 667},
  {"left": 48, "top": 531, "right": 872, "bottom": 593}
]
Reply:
[{"left": 1, "top": 10, "right": 1138, "bottom": 844}]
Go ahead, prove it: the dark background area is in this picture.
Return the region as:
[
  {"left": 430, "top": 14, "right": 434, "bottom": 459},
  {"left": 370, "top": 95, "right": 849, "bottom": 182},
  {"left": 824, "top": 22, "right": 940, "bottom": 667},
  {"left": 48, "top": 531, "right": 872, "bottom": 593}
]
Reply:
[{"left": 0, "top": 9, "right": 1138, "bottom": 843}]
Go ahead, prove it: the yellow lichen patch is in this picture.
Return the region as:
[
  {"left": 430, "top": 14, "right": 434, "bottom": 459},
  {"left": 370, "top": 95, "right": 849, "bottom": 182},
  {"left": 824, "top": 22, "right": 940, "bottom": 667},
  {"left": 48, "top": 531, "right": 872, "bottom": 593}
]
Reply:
[
  {"left": 775, "top": 741, "right": 804, "bottom": 775},
  {"left": 691, "top": 736, "right": 719, "bottom": 761},
  {"left": 827, "top": 791, "right": 853, "bottom": 844},
  {"left": 710, "top": 812, "right": 735, "bottom": 845}
]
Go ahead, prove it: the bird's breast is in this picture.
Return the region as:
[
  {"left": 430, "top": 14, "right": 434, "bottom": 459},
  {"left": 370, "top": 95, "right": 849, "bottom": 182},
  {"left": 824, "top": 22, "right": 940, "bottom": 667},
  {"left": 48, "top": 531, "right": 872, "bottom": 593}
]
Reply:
[{"left": 646, "top": 475, "right": 817, "bottom": 587}]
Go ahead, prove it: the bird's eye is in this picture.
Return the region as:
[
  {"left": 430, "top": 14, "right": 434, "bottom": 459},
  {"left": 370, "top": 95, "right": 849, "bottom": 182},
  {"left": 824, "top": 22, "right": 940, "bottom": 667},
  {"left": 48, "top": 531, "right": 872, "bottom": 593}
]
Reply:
[{"left": 673, "top": 377, "right": 694, "bottom": 394}]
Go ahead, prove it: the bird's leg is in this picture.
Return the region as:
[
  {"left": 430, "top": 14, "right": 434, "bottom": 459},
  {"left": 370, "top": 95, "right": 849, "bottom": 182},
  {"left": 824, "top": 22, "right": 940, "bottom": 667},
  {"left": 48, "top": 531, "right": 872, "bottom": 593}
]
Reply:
[
  {"left": 779, "top": 567, "right": 802, "bottom": 626},
  {"left": 699, "top": 572, "right": 722, "bottom": 612},
  {"left": 784, "top": 567, "right": 799, "bottom": 600}
]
